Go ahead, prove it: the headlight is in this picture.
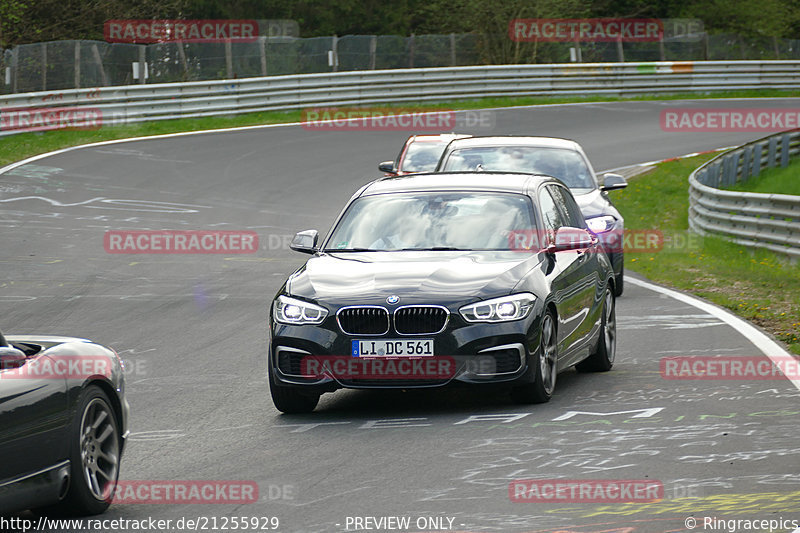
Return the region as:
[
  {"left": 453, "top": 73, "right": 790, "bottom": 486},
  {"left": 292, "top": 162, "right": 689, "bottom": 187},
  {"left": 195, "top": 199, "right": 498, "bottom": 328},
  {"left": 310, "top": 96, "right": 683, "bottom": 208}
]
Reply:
[
  {"left": 459, "top": 293, "right": 536, "bottom": 323},
  {"left": 586, "top": 215, "right": 617, "bottom": 234},
  {"left": 273, "top": 295, "right": 328, "bottom": 325}
]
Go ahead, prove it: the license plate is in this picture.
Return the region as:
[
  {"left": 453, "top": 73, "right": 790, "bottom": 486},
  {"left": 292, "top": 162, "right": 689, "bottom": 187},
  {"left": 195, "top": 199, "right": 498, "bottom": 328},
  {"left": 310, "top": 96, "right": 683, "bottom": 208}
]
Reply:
[{"left": 352, "top": 339, "right": 434, "bottom": 357}]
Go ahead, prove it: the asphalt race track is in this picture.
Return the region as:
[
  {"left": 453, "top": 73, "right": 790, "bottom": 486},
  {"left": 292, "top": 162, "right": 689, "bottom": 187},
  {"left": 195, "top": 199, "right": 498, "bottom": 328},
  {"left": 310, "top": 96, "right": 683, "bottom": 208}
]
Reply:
[{"left": 2, "top": 99, "right": 800, "bottom": 532}]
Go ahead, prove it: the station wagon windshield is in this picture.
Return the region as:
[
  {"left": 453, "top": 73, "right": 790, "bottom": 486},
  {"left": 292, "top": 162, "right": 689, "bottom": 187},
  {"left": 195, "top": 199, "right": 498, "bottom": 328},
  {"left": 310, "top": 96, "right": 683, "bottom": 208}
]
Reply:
[
  {"left": 441, "top": 146, "right": 596, "bottom": 190},
  {"left": 326, "top": 192, "right": 536, "bottom": 251}
]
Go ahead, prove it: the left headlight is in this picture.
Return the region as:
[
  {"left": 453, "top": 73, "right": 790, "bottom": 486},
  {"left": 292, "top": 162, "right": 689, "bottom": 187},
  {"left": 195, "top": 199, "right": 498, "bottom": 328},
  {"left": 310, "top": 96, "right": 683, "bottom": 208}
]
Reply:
[
  {"left": 459, "top": 293, "right": 536, "bottom": 323},
  {"left": 273, "top": 295, "right": 328, "bottom": 325},
  {"left": 586, "top": 215, "right": 617, "bottom": 234}
]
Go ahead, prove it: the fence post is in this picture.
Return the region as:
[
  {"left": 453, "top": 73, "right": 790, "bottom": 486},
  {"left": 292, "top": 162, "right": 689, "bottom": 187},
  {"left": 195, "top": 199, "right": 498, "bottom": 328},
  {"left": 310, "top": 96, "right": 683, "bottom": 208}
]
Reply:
[
  {"left": 369, "top": 35, "right": 377, "bottom": 69},
  {"left": 659, "top": 35, "right": 666, "bottom": 61},
  {"left": 780, "top": 134, "right": 791, "bottom": 167},
  {"left": 767, "top": 137, "right": 778, "bottom": 168},
  {"left": 710, "top": 161, "right": 721, "bottom": 187},
  {"left": 616, "top": 38, "right": 624, "bottom": 62},
  {"left": 138, "top": 45, "right": 146, "bottom": 84},
  {"left": 331, "top": 35, "right": 338, "bottom": 72},
  {"left": 176, "top": 41, "right": 190, "bottom": 79},
  {"left": 573, "top": 36, "right": 582, "bottom": 62},
  {"left": 41, "top": 43, "right": 47, "bottom": 91},
  {"left": 740, "top": 147, "right": 752, "bottom": 183},
  {"left": 259, "top": 36, "right": 267, "bottom": 76},
  {"left": 721, "top": 154, "right": 733, "bottom": 186},
  {"left": 752, "top": 142, "right": 763, "bottom": 177},
  {"left": 409, "top": 34, "right": 415, "bottom": 68},
  {"left": 225, "top": 40, "right": 233, "bottom": 78},
  {"left": 450, "top": 33, "right": 456, "bottom": 66},
  {"left": 91, "top": 44, "right": 109, "bottom": 86},
  {"left": 11, "top": 47, "right": 18, "bottom": 93},
  {"left": 74, "top": 41, "right": 81, "bottom": 89}
]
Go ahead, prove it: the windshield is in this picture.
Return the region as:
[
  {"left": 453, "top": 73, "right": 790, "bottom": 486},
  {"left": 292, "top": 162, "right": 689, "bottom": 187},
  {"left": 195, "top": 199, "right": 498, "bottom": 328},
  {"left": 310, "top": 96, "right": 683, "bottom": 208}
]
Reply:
[
  {"left": 441, "top": 146, "right": 596, "bottom": 189},
  {"left": 325, "top": 192, "right": 536, "bottom": 251},
  {"left": 398, "top": 141, "right": 451, "bottom": 172}
]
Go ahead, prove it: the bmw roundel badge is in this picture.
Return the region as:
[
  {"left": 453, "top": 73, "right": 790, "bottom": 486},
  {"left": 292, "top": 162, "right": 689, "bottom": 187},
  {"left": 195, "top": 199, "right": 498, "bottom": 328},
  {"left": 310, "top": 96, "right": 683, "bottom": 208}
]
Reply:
[{"left": 386, "top": 295, "right": 400, "bottom": 305}]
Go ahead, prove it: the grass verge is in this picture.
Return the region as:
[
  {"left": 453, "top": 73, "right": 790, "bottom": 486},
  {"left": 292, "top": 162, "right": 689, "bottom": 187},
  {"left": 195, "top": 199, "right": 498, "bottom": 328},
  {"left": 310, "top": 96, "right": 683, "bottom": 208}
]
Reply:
[
  {"left": 2, "top": 88, "right": 800, "bottom": 169},
  {"left": 611, "top": 154, "right": 800, "bottom": 355},
  {"left": 726, "top": 157, "right": 800, "bottom": 196}
]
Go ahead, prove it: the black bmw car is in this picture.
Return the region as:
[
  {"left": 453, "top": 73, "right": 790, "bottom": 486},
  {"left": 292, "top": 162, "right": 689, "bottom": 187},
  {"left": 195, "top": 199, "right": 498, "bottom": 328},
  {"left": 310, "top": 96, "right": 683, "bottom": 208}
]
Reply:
[
  {"left": 0, "top": 331, "right": 128, "bottom": 516},
  {"left": 268, "top": 172, "right": 617, "bottom": 413}
]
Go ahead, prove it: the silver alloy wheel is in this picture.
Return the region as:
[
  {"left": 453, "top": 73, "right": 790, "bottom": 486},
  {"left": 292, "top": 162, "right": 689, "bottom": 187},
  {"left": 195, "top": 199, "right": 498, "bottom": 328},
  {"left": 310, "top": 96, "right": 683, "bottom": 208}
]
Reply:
[
  {"left": 80, "top": 398, "right": 119, "bottom": 500},
  {"left": 539, "top": 314, "right": 557, "bottom": 395},
  {"left": 604, "top": 289, "right": 616, "bottom": 364}
]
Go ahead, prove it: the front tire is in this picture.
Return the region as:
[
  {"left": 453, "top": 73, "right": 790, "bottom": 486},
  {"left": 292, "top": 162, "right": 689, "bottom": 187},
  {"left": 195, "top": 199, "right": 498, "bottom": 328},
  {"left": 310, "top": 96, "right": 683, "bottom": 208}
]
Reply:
[
  {"left": 614, "top": 264, "right": 624, "bottom": 297},
  {"left": 576, "top": 285, "right": 616, "bottom": 372},
  {"left": 47, "top": 386, "right": 121, "bottom": 515},
  {"left": 511, "top": 312, "right": 557, "bottom": 404},
  {"left": 269, "top": 368, "right": 320, "bottom": 414}
]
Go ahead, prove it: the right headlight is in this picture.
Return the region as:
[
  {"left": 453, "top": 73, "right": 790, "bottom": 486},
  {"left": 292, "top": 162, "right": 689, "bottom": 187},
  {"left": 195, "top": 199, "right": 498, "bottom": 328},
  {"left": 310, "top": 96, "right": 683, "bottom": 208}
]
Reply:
[
  {"left": 459, "top": 293, "right": 536, "bottom": 323},
  {"left": 273, "top": 295, "right": 328, "bottom": 325},
  {"left": 586, "top": 215, "right": 617, "bottom": 234}
]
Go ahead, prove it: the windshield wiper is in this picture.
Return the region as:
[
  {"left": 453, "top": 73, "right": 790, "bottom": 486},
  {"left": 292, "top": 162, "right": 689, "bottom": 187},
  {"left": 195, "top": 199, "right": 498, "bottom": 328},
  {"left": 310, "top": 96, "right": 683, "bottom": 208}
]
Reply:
[{"left": 326, "top": 247, "right": 376, "bottom": 252}]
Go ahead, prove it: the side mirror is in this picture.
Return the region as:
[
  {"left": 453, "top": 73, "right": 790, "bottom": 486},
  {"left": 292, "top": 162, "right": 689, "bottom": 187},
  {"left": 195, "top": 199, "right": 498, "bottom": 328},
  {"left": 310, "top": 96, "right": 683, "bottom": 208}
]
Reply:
[
  {"left": 551, "top": 227, "right": 596, "bottom": 252},
  {"left": 0, "top": 346, "right": 28, "bottom": 370},
  {"left": 601, "top": 173, "right": 628, "bottom": 191},
  {"left": 290, "top": 229, "right": 319, "bottom": 254},
  {"left": 378, "top": 161, "right": 396, "bottom": 174}
]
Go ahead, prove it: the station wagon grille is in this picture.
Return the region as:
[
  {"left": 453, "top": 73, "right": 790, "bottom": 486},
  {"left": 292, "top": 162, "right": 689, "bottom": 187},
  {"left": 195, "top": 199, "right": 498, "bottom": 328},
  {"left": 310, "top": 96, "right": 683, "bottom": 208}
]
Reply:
[
  {"left": 337, "top": 307, "right": 390, "bottom": 335},
  {"left": 394, "top": 306, "right": 448, "bottom": 335}
]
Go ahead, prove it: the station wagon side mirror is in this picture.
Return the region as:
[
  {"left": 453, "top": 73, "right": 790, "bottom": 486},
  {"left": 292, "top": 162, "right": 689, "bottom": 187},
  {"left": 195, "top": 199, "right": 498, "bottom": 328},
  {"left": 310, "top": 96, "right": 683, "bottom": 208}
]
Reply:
[
  {"left": 551, "top": 227, "right": 597, "bottom": 252},
  {"left": 0, "top": 346, "right": 28, "bottom": 370},
  {"left": 378, "top": 161, "right": 396, "bottom": 174},
  {"left": 600, "top": 173, "right": 628, "bottom": 191},
  {"left": 290, "top": 230, "right": 319, "bottom": 254}
]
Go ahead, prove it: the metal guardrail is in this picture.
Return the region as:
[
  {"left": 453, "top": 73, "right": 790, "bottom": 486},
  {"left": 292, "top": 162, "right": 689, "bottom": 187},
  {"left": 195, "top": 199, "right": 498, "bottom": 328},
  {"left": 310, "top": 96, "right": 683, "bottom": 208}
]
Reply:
[
  {"left": 1, "top": 60, "right": 800, "bottom": 136},
  {"left": 688, "top": 130, "right": 800, "bottom": 257}
]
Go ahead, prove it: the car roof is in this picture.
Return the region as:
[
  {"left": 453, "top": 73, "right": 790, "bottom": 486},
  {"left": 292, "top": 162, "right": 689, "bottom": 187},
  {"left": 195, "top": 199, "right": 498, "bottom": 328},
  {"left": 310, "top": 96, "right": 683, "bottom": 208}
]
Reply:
[
  {"left": 361, "top": 171, "right": 561, "bottom": 196},
  {"left": 442, "top": 135, "right": 581, "bottom": 150},
  {"left": 408, "top": 133, "right": 472, "bottom": 143}
]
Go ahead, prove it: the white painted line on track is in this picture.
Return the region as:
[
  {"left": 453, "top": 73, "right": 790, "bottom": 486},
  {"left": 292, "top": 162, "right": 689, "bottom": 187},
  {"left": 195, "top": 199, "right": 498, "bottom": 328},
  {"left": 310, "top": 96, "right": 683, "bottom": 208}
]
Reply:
[{"left": 628, "top": 276, "right": 800, "bottom": 391}]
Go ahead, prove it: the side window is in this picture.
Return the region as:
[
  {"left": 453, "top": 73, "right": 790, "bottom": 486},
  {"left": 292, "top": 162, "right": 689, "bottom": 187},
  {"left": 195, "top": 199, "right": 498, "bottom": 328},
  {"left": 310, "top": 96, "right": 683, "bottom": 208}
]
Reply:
[
  {"left": 538, "top": 188, "right": 562, "bottom": 244},
  {"left": 548, "top": 185, "right": 586, "bottom": 229}
]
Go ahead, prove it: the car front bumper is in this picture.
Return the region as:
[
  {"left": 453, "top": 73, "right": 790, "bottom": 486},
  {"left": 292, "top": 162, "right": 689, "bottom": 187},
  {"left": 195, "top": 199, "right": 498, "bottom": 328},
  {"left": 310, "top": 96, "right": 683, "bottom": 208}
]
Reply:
[{"left": 269, "top": 312, "right": 543, "bottom": 392}]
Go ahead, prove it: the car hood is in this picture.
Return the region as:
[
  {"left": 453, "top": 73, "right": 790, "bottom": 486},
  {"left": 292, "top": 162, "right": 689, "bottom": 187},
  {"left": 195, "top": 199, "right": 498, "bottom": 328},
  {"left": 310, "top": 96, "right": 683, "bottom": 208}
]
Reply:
[
  {"left": 573, "top": 188, "right": 622, "bottom": 221},
  {"left": 287, "top": 251, "right": 543, "bottom": 305}
]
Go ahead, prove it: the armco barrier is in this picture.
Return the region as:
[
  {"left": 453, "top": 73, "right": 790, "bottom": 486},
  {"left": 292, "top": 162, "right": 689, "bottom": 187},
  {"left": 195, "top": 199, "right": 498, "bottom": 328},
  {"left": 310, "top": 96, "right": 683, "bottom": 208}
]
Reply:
[
  {"left": 688, "top": 130, "right": 800, "bottom": 257},
  {"left": 1, "top": 60, "right": 800, "bottom": 136}
]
